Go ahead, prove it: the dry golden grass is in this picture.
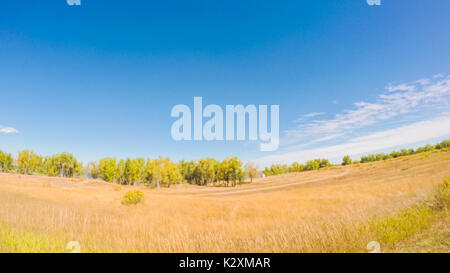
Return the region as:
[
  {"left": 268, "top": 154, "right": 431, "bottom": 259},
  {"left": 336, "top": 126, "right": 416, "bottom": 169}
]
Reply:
[{"left": 0, "top": 149, "right": 449, "bottom": 253}]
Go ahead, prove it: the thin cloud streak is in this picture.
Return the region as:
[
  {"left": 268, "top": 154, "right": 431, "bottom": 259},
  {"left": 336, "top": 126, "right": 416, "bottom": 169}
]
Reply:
[{"left": 303, "top": 112, "right": 325, "bottom": 118}]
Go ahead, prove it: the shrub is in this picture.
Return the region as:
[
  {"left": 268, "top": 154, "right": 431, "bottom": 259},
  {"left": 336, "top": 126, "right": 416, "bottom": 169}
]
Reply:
[
  {"left": 436, "top": 140, "right": 450, "bottom": 149},
  {"left": 444, "top": 179, "right": 450, "bottom": 187},
  {"left": 122, "top": 190, "right": 144, "bottom": 205},
  {"left": 363, "top": 183, "right": 449, "bottom": 246},
  {"left": 366, "top": 206, "right": 432, "bottom": 245},
  {"left": 289, "top": 162, "right": 305, "bottom": 172},
  {"left": 319, "top": 159, "right": 331, "bottom": 168},
  {"left": 342, "top": 155, "right": 352, "bottom": 166},
  {"left": 265, "top": 164, "right": 289, "bottom": 175},
  {"left": 304, "top": 159, "right": 320, "bottom": 171},
  {"left": 427, "top": 181, "right": 450, "bottom": 211}
]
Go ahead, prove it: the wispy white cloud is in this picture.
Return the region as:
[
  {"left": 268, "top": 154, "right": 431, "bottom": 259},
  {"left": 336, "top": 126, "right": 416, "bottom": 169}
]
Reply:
[
  {"left": 0, "top": 127, "right": 19, "bottom": 134},
  {"left": 289, "top": 133, "right": 344, "bottom": 150},
  {"left": 386, "top": 83, "right": 416, "bottom": 92},
  {"left": 303, "top": 112, "right": 325, "bottom": 118},
  {"left": 284, "top": 75, "right": 450, "bottom": 147},
  {"left": 293, "top": 112, "right": 326, "bottom": 124},
  {"left": 256, "top": 114, "right": 450, "bottom": 166}
]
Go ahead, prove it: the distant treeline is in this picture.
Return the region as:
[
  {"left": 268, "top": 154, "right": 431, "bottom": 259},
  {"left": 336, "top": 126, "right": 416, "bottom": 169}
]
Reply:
[
  {"left": 0, "top": 150, "right": 82, "bottom": 177},
  {"left": 262, "top": 139, "right": 450, "bottom": 177},
  {"left": 263, "top": 158, "right": 331, "bottom": 176},
  {"left": 0, "top": 149, "right": 257, "bottom": 187},
  {"left": 0, "top": 139, "right": 448, "bottom": 186},
  {"left": 89, "top": 156, "right": 254, "bottom": 188}
]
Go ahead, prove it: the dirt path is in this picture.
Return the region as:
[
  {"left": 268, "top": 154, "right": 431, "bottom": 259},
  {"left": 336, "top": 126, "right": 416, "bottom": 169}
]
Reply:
[{"left": 189, "top": 169, "right": 350, "bottom": 197}]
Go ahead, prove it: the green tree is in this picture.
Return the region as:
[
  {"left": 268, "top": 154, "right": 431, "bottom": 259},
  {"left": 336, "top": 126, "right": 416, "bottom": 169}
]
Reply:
[
  {"left": 196, "top": 158, "right": 217, "bottom": 185},
  {"left": 263, "top": 166, "right": 272, "bottom": 177},
  {"left": 144, "top": 158, "right": 161, "bottom": 188},
  {"left": 121, "top": 158, "right": 134, "bottom": 185},
  {"left": 225, "top": 157, "right": 243, "bottom": 187},
  {"left": 0, "top": 151, "right": 13, "bottom": 171},
  {"left": 179, "top": 160, "right": 196, "bottom": 184},
  {"left": 289, "top": 162, "right": 305, "bottom": 172},
  {"left": 89, "top": 161, "right": 100, "bottom": 179},
  {"left": 269, "top": 164, "right": 289, "bottom": 175},
  {"left": 41, "top": 156, "right": 59, "bottom": 176},
  {"left": 304, "top": 159, "right": 320, "bottom": 171},
  {"left": 130, "top": 158, "right": 146, "bottom": 186},
  {"left": 319, "top": 159, "right": 331, "bottom": 168},
  {"left": 164, "top": 158, "right": 182, "bottom": 187},
  {"left": 98, "top": 157, "right": 117, "bottom": 182},
  {"left": 144, "top": 157, "right": 182, "bottom": 188},
  {"left": 342, "top": 155, "right": 352, "bottom": 166},
  {"left": 436, "top": 140, "right": 450, "bottom": 149},
  {"left": 217, "top": 158, "right": 232, "bottom": 186},
  {"left": 389, "top": 152, "right": 400, "bottom": 159},
  {"left": 18, "top": 150, "right": 42, "bottom": 175},
  {"left": 245, "top": 162, "right": 258, "bottom": 183},
  {"left": 41, "top": 153, "right": 82, "bottom": 177},
  {"left": 116, "top": 159, "right": 126, "bottom": 184}
]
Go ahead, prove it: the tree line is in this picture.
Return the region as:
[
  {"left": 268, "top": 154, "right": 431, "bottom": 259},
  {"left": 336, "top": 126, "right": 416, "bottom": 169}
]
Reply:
[
  {"left": 1, "top": 139, "right": 448, "bottom": 183},
  {"left": 0, "top": 149, "right": 257, "bottom": 188},
  {"left": 263, "top": 158, "right": 331, "bottom": 176},
  {"left": 262, "top": 139, "right": 450, "bottom": 177},
  {"left": 89, "top": 157, "right": 182, "bottom": 188},
  {"left": 0, "top": 150, "right": 82, "bottom": 177},
  {"left": 90, "top": 156, "right": 257, "bottom": 188},
  {"left": 341, "top": 140, "right": 450, "bottom": 165}
]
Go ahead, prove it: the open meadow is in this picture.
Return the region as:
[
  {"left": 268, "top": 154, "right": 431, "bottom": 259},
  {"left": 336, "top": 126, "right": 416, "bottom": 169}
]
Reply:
[{"left": 0, "top": 149, "right": 449, "bottom": 253}]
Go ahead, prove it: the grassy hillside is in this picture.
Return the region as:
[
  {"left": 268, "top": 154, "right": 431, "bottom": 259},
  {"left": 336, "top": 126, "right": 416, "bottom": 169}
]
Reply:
[{"left": 0, "top": 149, "right": 449, "bottom": 253}]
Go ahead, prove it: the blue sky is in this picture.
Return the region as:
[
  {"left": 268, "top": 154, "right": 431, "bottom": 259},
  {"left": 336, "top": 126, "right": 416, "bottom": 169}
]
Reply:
[{"left": 0, "top": 0, "right": 449, "bottom": 165}]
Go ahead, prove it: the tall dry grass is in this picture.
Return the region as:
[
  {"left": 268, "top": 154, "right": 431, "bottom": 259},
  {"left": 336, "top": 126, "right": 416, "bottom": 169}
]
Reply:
[{"left": 0, "top": 149, "right": 449, "bottom": 253}]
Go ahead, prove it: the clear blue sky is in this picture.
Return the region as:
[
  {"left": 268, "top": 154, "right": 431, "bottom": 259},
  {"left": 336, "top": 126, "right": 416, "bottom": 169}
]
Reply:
[{"left": 1, "top": 0, "right": 449, "bottom": 165}]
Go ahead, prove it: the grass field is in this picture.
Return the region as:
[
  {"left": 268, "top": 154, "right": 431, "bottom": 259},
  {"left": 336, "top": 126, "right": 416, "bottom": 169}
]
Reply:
[{"left": 0, "top": 149, "right": 449, "bottom": 253}]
